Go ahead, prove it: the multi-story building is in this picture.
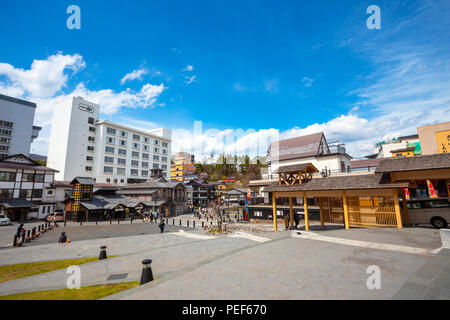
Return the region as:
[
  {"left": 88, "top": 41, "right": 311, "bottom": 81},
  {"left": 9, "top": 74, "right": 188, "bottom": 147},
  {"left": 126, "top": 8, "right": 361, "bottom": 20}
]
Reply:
[
  {"left": 184, "top": 179, "right": 218, "bottom": 206},
  {"left": 171, "top": 152, "right": 196, "bottom": 182},
  {"left": 264, "top": 132, "right": 352, "bottom": 179},
  {"left": 0, "top": 154, "right": 57, "bottom": 221},
  {"left": 0, "top": 94, "right": 41, "bottom": 158},
  {"left": 417, "top": 121, "right": 450, "bottom": 155},
  {"left": 47, "top": 97, "right": 172, "bottom": 185},
  {"left": 366, "top": 134, "right": 422, "bottom": 158}
]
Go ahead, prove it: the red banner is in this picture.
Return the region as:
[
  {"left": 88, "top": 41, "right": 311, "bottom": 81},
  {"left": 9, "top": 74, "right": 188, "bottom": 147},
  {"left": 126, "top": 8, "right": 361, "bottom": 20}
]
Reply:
[
  {"left": 404, "top": 188, "right": 410, "bottom": 200},
  {"left": 427, "top": 180, "right": 437, "bottom": 198}
]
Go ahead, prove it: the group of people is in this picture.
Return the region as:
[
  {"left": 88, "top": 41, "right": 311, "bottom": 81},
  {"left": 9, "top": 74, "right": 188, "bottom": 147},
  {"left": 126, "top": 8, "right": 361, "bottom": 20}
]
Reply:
[
  {"left": 284, "top": 212, "right": 300, "bottom": 230},
  {"left": 143, "top": 211, "right": 160, "bottom": 224}
]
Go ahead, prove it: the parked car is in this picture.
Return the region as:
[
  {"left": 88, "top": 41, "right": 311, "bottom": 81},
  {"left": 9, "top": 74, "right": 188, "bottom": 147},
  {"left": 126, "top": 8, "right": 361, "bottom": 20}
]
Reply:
[
  {"left": 46, "top": 212, "right": 65, "bottom": 222},
  {"left": 0, "top": 214, "right": 11, "bottom": 226},
  {"left": 405, "top": 198, "right": 450, "bottom": 229}
]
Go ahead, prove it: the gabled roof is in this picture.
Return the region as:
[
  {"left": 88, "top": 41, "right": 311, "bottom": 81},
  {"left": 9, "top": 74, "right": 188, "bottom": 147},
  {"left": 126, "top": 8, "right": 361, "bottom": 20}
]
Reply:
[
  {"left": 223, "top": 188, "right": 247, "bottom": 196},
  {"left": 0, "top": 154, "right": 58, "bottom": 172},
  {"left": 351, "top": 159, "right": 382, "bottom": 168},
  {"left": 70, "top": 177, "right": 94, "bottom": 185},
  {"left": 0, "top": 199, "right": 36, "bottom": 208},
  {"left": 267, "top": 132, "right": 325, "bottom": 162},
  {"left": 274, "top": 163, "right": 319, "bottom": 174},
  {"left": 264, "top": 174, "right": 407, "bottom": 192},
  {"left": 375, "top": 153, "right": 450, "bottom": 173}
]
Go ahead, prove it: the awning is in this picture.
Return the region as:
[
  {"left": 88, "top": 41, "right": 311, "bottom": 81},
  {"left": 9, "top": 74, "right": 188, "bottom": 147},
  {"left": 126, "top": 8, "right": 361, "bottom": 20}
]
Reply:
[{"left": 0, "top": 199, "right": 36, "bottom": 209}]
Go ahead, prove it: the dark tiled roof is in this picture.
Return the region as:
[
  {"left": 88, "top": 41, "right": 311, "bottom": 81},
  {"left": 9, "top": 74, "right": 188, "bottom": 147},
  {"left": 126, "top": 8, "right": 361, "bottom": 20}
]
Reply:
[
  {"left": 351, "top": 159, "right": 382, "bottom": 168},
  {"left": 274, "top": 163, "right": 319, "bottom": 174},
  {"left": 0, "top": 154, "right": 58, "bottom": 172},
  {"left": 70, "top": 177, "right": 95, "bottom": 185},
  {"left": 267, "top": 132, "right": 324, "bottom": 162},
  {"left": 375, "top": 153, "right": 450, "bottom": 173},
  {"left": 264, "top": 174, "right": 407, "bottom": 192},
  {"left": 0, "top": 94, "right": 36, "bottom": 108},
  {"left": 398, "top": 134, "right": 419, "bottom": 141},
  {"left": 0, "top": 199, "right": 36, "bottom": 208}
]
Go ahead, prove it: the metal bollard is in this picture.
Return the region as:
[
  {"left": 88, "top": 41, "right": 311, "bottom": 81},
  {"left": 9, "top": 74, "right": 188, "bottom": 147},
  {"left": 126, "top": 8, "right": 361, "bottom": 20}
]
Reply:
[
  {"left": 118, "top": 217, "right": 120, "bottom": 224},
  {"left": 173, "top": 219, "right": 175, "bottom": 225},
  {"left": 187, "top": 220, "right": 189, "bottom": 228},
  {"left": 99, "top": 246, "right": 107, "bottom": 260},
  {"left": 140, "top": 259, "right": 154, "bottom": 285},
  {"left": 193, "top": 221, "right": 195, "bottom": 228},
  {"left": 202, "top": 221, "right": 204, "bottom": 228},
  {"left": 38, "top": 225, "right": 41, "bottom": 233},
  {"left": 26, "top": 230, "right": 31, "bottom": 242},
  {"left": 179, "top": 220, "right": 181, "bottom": 226}
]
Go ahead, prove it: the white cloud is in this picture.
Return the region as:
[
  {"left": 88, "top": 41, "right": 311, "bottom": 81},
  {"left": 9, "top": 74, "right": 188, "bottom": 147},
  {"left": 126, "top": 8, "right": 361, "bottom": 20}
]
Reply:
[
  {"left": 0, "top": 53, "right": 85, "bottom": 98},
  {"left": 120, "top": 68, "right": 148, "bottom": 85},
  {"left": 182, "top": 65, "right": 194, "bottom": 72},
  {"left": 186, "top": 75, "right": 197, "bottom": 85},
  {"left": 301, "top": 77, "right": 314, "bottom": 87},
  {"left": 0, "top": 53, "right": 167, "bottom": 156},
  {"left": 232, "top": 82, "right": 247, "bottom": 92},
  {"left": 263, "top": 78, "right": 279, "bottom": 93}
]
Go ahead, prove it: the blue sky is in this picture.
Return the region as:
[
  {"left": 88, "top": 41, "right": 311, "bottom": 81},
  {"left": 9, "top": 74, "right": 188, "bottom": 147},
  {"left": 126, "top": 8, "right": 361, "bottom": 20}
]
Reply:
[{"left": 0, "top": 0, "right": 449, "bottom": 159}]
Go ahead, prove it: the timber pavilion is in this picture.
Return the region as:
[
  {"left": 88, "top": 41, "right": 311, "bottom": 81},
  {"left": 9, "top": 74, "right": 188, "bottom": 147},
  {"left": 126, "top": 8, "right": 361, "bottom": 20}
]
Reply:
[{"left": 264, "top": 154, "right": 450, "bottom": 231}]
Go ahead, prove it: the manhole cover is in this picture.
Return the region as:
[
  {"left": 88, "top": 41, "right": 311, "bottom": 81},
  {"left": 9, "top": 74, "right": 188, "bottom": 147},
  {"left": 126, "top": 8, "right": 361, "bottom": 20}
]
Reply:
[{"left": 106, "top": 273, "right": 128, "bottom": 281}]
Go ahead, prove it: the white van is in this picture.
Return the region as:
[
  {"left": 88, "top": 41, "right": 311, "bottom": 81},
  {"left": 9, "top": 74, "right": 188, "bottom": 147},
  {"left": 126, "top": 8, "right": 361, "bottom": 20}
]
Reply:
[{"left": 405, "top": 198, "right": 450, "bottom": 229}]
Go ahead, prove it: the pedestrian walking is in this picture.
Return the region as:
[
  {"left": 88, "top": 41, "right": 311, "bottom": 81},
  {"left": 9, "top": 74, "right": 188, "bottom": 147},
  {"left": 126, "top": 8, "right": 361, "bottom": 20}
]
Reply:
[
  {"left": 159, "top": 219, "right": 165, "bottom": 233},
  {"left": 284, "top": 213, "right": 289, "bottom": 230},
  {"left": 294, "top": 212, "right": 300, "bottom": 229},
  {"left": 16, "top": 224, "right": 25, "bottom": 237}
]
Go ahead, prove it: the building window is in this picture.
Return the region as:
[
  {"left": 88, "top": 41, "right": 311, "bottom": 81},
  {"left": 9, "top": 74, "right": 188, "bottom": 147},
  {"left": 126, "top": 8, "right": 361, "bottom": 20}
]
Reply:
[
  {"left": 107, "top": 127, "right": 116, "bottom": 135},
  {"left": 118, "top": 149, "right": 127, "bottom": 156},
  {"left": 153, "top": 155, "right": 159, "bottom": 161},
  {"left": 0, "top": 137, "right": 11, "bottom": 144},
  {"left": 86, "top": 156, "right": 93, "bottom": 161},
  {"left": 119, "top": 140, "right": 127, "bottom": 146},
  {"left": 141, "top": 170, "right": 148, "bottom": 177},
  {"left": 0, "top": 189, "right": 14, "bottom": 199},
  {"left": 104, "top": 156, "right": 114, "bottom": 163},
  {"left": 144, "top": 137, "right": 149, "bottom": 143},
  {"left": 86, "top": 166, "right": 93, "bottom": 172},
  {"left": 105, "top": 146, "right": 115, "bottom": 154},
  {"left": 162, "top": 165, "right": 167, "bottom": 170},
  {"left": 0, "top": 146, "right": 9, "bottom": 151},
  {"left": 131, "top": 169, "right": 139, "bottom": 176},
  {"left": 162, "top": 157, "right": 168, "bottom": 162},
  {"left": 32, "top": 189, "right": 43, "bottom": 198},
  {"left": 89, "top": 127, "right": 96, "bottom": 132},
  {"left": 88, "top": 136, "right": 95, "bottom": 142},
  {"left": 154, "top": 147, "right": 159, "bottom": 153},
  {"left": 104, "top": 166, "right": 113, "bottom": 174},
  {"left": 106, "top": 179, "right": 111, "bottom": 183},
  {"left": 0, "top": 171, "right": 16, "bottom": 182},
  {"left": 0, "top": 129, "right": 12, "bottom": 136},
  {"left": 47, "top": 190, "right": 53, "bottom": 195},
  {"left": 131, "top": 160, "right": 139, "bottom": 167},
  {"left": 154, "top": 140, "right": 160, "bottom": 145},
  {"left": 142, "top": 162, "right": 149, "bottom": 168},
  {"left": 162, "top": 142, "right": 168, "bottom": 148},
  {"left": 153, "top": 164, "right": 159, "bottom": 169},
  {"left": 19, "top": 189, "right": 31, "bottom": 198},
  {"left": 143, "top": 145, "right": 149, "bottom": 151},
  {"left": 133, "top": 134, "right": 140, "bottom": 141},
  {"left": 35, "top": 174, "right": 45, "bottom": 183},
  {"left": 120, "top": 131, "right": 128, "bottom": 138},
  {"left": 117, "top": 158, "right": 126, "bottom": 165},
  {"left": 132, "top": 151, "right": 140, "bottom": 158},
  {"left": 117, "top": 167, "right": 125, "bottom": 175},
  {"left": 22, "top": 173, "right": 34, "bottom": 182},
  {"left": 142, "top": 153, "right": 149, "bottom": 159},
  {"left": 88, "top": 117, "right": 95, "bottom": 124},
  {"left": 106, "top": 137, "right": 116, "bottom": 144},
  {"left": 0, "top": 121, "right": 14, "bottom": 128},
  {"left": 133, "top": 143, "right": 140, "bottom": 149},
  {"left": 87, "top": 146, "right": 95, "bottom": 152},
  {"left": 162, "top": 149, "right": 168, "bottom": 155}
]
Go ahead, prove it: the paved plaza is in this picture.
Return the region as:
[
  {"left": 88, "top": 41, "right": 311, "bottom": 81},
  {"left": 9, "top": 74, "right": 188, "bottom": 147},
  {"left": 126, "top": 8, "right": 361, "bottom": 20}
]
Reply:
[{"left": 0, "top": 219, "right": 448, "bottom": 299}]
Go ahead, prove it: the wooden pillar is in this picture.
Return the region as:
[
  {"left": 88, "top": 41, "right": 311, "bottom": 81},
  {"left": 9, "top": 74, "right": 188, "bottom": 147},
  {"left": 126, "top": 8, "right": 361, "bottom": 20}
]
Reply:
[
  {"left": 272, "top": 193, "right": 278, "bottom": 231},
  {"left": 402, "top": 190, "right": 410, "bottom": 225},
  {"left": 342, "top": 191, "right": 350, "bottom": 230},
  {"left": 319, "top": 197, "right": 325, "bottom": 227},
  {"left": 303, "top": 192, "right": 309, "bottom": 231},
  {"left": 393, "top": 189, "right": 403, "bottom": 229},
  {"left": 289, "top": 197, "right": 294, "bottom": 227}
]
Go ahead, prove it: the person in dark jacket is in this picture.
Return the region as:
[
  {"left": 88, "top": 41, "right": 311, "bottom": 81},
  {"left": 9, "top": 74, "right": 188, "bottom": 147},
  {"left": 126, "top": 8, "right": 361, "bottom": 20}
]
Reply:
[
  {"left": 58, "top": 232, "right": 67, "bottom": 243},
  {"left": 159, "top": 220, "right": 165, "bottom": 233},
  {"left": 284, "top": 213, "right": 290, "bottom": 230},
  {"left": 294, "top": 213, "right": 300, "bottom": 229},
  {"left": 16, "top": 224, "right": 25, "bottom": 237}
]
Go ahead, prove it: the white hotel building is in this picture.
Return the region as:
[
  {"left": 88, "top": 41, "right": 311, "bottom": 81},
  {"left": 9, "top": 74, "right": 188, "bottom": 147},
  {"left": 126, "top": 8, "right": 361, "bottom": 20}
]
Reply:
[{"left": 47, "top": 97, "right": 171, "bottom": 185}]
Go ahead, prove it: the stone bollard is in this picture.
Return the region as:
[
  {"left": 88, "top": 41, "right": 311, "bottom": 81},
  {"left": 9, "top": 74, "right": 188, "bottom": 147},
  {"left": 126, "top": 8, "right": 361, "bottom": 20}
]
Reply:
[
  {"left": 38, "top": 225, "right": 41, "bottom": 234},
  {"left": 22, "top": 232, "right": 25, "bottom": 244},
  {"left": 193, "top": 221, "right": 195, "bottom": 228},
  {"left": 13, "top": 235, "right": 18, "bottom": 247},
  {"left": 187, "top": 220, "right": 190, "bottom": 228},
  {"left": 118, "top": 217, "right": 120, "bottom": 224},
  {"left": 26, "top": 230, "right": 31, "bottom": 243},
  {"left": 202, "top": 221, "right": 204, "bottom": 228},
  {"left": 179, "top": 220, "right": 181, "bottom": 226},
  {"left": 99, "top": 246, "right": 107, "bottom": 260},
  {"left": 140, "top": 259, "right": 154, "bottom": 285},
  {"left": 173, "top": 219, "right": 175, "bottom": 226}
]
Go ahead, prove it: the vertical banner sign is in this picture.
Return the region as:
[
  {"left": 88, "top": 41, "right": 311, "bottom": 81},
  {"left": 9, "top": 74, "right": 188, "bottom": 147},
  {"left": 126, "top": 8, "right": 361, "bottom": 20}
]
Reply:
[
  {"left": 247, "top": 189, "right": 251, "bottom": 200},
  {"left": 427, "top": 180, "right": 438, "bottom": 198},
  {"left": 404, "top": 188, "right": 410, "bottom": 200}
]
